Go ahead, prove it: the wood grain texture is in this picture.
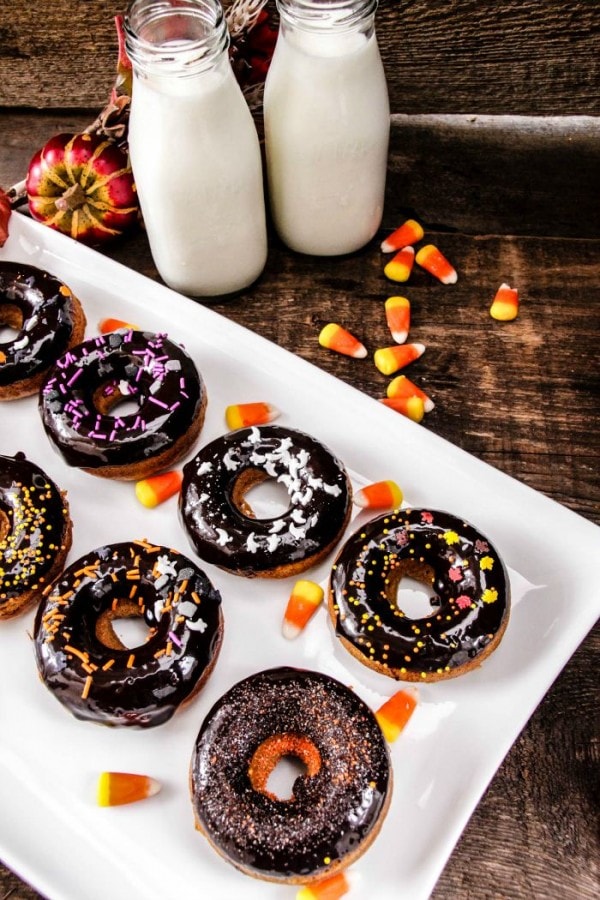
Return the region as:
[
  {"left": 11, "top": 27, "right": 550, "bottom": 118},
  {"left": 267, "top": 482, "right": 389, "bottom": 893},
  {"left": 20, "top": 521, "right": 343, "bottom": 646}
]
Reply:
[
  {"left": 0, "top": 111, "right": 599, "bottom": 900},
  {"left": 0, "top": 0, "right": 599, "bottom": 113}
]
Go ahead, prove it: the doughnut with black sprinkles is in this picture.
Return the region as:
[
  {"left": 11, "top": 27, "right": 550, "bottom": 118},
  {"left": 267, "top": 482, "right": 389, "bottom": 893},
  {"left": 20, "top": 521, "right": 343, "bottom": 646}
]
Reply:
[
  {"left": 0, "top": 261, "right": 86, "bottom": 400},
  {"left": 34, "top": 540, "right": 223, "bottom": 727},
  {"left": 329, "top": 508, "right": 510, "bottom": 682},
  {"left": 39, "top": 329, "right": 206, "bottom": 479},
  {"left": 0, "top": 452, "right": 72, "bottom": 619},
  {"left": 190, "top": 666, "right": 391, "bottom": 883}
]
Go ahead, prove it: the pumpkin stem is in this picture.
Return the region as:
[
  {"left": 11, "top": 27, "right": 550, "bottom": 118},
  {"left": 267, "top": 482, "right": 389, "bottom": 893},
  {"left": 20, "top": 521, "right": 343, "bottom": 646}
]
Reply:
[{"left": 55, "top": 183, "right": 87, "bottom": 212}]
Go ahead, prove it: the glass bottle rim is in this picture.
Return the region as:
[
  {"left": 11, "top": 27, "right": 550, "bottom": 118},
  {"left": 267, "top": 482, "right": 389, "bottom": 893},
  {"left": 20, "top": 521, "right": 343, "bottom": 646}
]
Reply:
[
  {"left": 124, "top": 0, "right": 229, "bottom": 76},
  {"left": 276, "top": 0, "right": 379, "bottom": 32}
]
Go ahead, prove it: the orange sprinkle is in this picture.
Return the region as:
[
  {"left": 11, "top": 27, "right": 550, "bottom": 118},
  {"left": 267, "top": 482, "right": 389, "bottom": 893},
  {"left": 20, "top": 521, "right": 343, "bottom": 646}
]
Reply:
[
  {"left": 97, "top": 771, "right": 161, "bottom": 807},
  {"left": 64, "top": 644, "right": 90, "bottom": 664},
  {"left": 385, "top": 295, "right": 411, "bottom": 344},
  {"left": 126, "top": 653, "right": 135, "bottom": 669},
  {"left": 490, "top": 283, "right": 519, "bottom": 321},
  {"left": 373, "top": 342, "right": 425, "bottom": 376},
  {"left": 387, "top": 374, "right": 434, "bottom": 412},
  {"left": 98, "top": 317, "right": 140, "bottom": 334},
  {"left": 380, "top": 219, "right": 424, "bottom": 253},
  {"left": 380, "top": 396, "right": 425, "bottom": 423},
  {"left": 225, "top": 401, "right": 280, "bottom": 430},
  {"left": 319, "top": 323, "right": 367, "bottom": 359},
  {"left": 376, "top": 689, "right": 418, "bottom": 742},
  {"left": 282, "top": 580, "right": 324, "bottom": 640},
  {"left": 102, "top": 659, "right": 115, "bottom": 671},
  {"left": 191, "top": 591, "right": 202, "bottom": 605},
  {"left": 81, "top": 675, "right": 93, "bottom": 700},
  {"left": 296, "top": 871, "right": 350, "bottom": 900},
  {"left": 415, "top": 244, "right": 457, "bottom": 284},
  {"left": 384, "top": 246, "right": 415, "bottom": 283},
  {"left": 135, "top": 470, "right": 183, "bottom": 508},
  {"left": 353, "top": 480, "right": 403, "bottom": 510}
]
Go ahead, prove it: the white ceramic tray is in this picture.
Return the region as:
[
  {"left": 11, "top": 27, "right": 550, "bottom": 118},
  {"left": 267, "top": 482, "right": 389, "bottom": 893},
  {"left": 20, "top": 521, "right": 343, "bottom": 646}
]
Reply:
[{"left": 1, "top": 214, "right": 598, "bottom": 900}]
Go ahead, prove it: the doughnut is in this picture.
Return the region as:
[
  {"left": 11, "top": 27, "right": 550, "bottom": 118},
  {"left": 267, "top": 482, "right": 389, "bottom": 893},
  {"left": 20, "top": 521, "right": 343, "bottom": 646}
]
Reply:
[
  {"left": 0, "top": 452, "right": 72, "bottom": 619},
  {"left": 33, "top": 539, "right": 223, "bottom": 727},
  {"left": 0, "top": 261, "right": 86, "bottom": 400},
  {"left": 329, "top": 508, "right": 510, "bottom": 682},
  {"left": 179, "top": 425, "right": 352, "bottom": 578},
  {"left": 39, "top": 328, "right": 206, "bottom": 480},
  {"left": 190, "top": 666, "right": 391, "bottom": 883}
]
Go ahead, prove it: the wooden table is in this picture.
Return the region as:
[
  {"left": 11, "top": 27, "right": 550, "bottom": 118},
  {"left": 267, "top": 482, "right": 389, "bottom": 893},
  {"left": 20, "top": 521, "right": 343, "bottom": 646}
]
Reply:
[{"left": 0, "top": 1, "right": 599, "bottom": 895}]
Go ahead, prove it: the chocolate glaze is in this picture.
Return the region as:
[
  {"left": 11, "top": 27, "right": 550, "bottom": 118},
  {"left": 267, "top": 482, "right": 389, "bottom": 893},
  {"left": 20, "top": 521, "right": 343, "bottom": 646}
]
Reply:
[
  {"left": 0, "top": 262, "right": 76, "bottom": 387},
  {"left": 34, "top": 540, "right": 223, "bottom": 727},
  {"left": 39, "top": 330, "right": 204, "bottom": 469},
  {"left": 190, "top": 667, "right": 391, "bottom": 881},
  {"left": 179, "top": 425, "right": 351, "bottom": 576},
  {"left": 0, "top": 452, "right": 69, "bottom": 607},
  {"left": 330, "top": 508, "right": 510, "bottom": 680}
]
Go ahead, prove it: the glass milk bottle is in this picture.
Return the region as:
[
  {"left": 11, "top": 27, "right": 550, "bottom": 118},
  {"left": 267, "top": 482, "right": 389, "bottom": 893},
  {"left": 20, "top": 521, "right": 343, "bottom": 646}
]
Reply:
[
  {"left": 264, "top": 0, "right": 390, "bottom": 256},
  {"left": 124, "top": 0, "right": 267, "bottom": 296}
]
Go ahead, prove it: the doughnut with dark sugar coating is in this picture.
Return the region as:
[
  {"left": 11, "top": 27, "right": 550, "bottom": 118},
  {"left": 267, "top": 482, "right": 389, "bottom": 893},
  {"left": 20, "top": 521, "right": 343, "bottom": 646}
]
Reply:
[
  {"left": 329, "top": 508, "right": 510, "bottom": 682},
  {"left": 39, "top": 328, "right": 206, "bottom": 479},
  {"left": 190, "top": 666, "right": 391, "bottom": 883},
  {"left": 179, "top": 424, "right": 352, "bottom": 578},
  {"left": 0, "top": 452, "right": 72, "bottom": 618},
  {"left": 0, "top": 261, "right": 86, "bottom": 400},
  {"left": 33, "top": 540, "right": 223, "bottom": 727}
]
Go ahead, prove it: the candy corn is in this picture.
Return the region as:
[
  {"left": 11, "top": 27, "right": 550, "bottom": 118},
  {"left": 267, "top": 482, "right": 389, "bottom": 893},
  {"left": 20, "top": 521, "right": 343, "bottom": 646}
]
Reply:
[
  {"left": 373, "top": 342, "right": 425, "bottom": 376},
  {"left": 297, "top": 872, "right": 350, "bottom": 900},
  {"left": 97, "top": 771, "right": 161, "bottom": 807},
  {"left": 384, "top": 245, "right": 415, "bottom": 283},
  {"left": 135, "top": 470, "right": 182, "bottom": 508},
  {"left": 282, "top": 579, "right": 324, "bottom": 640},
  {"left": 319, "top": 323, "right": 367, "bottom": 359},
  {"left": 385, "top": 295, "right": 411, "bottom": 343},
  {"left": 354, "top": 479, "right": 403, "bottom": 510},
  {"left": 387, "top": 374, "right": 434, "bottom": 412},
  {"left": 376, "top": 689, "right": 417, "bottom": 743},
  {"left": 415, "top": 244, "right": 457, "bottom": 284},
  {"left": 380, "top": 396, "right": 425, "bottom": 423},
  {"left": 225, "top": 401, "right": 279, "bottom": 430},
  {"left": 490, "top": 283, "right": 519, "bottom": 321},
  {"left": 98, "top": 317, "right": 139, "bottom": 334},
  {"left": 380, "top": 218, "right": 424, "bottom": 253}
]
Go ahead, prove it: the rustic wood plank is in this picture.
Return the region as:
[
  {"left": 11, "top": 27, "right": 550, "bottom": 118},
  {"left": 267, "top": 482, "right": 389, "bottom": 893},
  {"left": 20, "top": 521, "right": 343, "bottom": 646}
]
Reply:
[{"left": 1, "top": 0, "right": 599, "bottom": 114}]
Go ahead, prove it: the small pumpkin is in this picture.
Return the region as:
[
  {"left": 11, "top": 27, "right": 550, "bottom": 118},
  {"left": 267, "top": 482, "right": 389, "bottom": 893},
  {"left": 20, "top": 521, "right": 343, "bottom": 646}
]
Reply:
[{"left": 26, "top": 132, "right": 139, "bottom": 245}]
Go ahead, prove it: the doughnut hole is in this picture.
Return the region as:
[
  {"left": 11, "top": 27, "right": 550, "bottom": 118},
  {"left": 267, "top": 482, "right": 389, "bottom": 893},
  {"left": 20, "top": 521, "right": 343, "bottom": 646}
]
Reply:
[
  {"left": 231, "top": 469, "right": 291, "bottom": 520},
  {"left": 92, "top": 381, "right": 142, "bottom": 419},
  {"left": 248, "top": 733, "right": 322, "bottom": 802},
  {"left": 0, "top": 506, "right": 10, "bottom": 543},
  {"left": 95, "top": 598, "right": 154, "bottom": 651},
  {"left": 387, "top": 560, "right": 441, "bottom": 620},
  {"left": 0, "top": 304, "right": 23, "bottom": 341}
]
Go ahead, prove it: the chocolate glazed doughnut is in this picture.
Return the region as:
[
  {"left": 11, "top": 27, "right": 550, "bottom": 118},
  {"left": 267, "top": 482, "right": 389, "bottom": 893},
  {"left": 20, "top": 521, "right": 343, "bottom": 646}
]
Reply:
[
  {"left": 39, "top": 329, "right": 206, "bottom": 479},
  {"left": 0, "top": 261, "right": 86, "bottom": 400},
  {"left": 190, "top": 667, "right": 391, "bottom": 883},
  {"left": 0, "top": 452, "right": 72, "bottom": 619},
  {"left": 179, "top": 425, "right": 352, "bottom": 577},
  {"left": 34, "top": 540, "right": 223, "bottom": 727},
  {"left": 329, "top": 508, "right": 510, "bottom": 682}
]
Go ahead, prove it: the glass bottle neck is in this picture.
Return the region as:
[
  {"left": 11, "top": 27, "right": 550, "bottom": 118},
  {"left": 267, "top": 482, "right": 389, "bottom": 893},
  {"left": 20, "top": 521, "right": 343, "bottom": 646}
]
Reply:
[
  {"left": 124, "top": 0, "right": 229, "bottom": 78},
  {"left": 276, "top": 0, "right": 378, "bottom": 34}
]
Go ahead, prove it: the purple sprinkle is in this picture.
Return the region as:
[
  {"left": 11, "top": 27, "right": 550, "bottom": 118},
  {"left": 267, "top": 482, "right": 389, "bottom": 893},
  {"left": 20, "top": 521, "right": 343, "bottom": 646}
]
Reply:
[
  {"left": 148, "top": 396, "right": 169, "bottom": 409},
  {"left": 66, "top": 368, "right": 83, "bottom": 387},
  {"left": 168, "top": 631, "right": 183, "bottom": 649},
  {"left": 170, "top": 401, "right": 180, "bottom": 412}
]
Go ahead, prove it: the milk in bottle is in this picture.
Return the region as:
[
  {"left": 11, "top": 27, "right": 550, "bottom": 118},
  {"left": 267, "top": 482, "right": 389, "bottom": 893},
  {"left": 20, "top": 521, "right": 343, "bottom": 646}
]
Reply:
[
  {"left": 264, "top": 0, "right": 390, "bottom": 256},
  {"left": 125, "top": 0, "right": 267, "bottom": 296}
]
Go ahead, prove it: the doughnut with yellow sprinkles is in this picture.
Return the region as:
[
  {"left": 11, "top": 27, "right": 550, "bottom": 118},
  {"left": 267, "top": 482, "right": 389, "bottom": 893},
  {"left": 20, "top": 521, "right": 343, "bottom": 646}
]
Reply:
[
  {"left": 0, "top": 452, "right": 72, "bottom": 619},
  {"left": 33, "top": 540, "right": 223, "bottom": 726},
  {"left": 328, "top": 508, "right": 510, "bottom": 682}
]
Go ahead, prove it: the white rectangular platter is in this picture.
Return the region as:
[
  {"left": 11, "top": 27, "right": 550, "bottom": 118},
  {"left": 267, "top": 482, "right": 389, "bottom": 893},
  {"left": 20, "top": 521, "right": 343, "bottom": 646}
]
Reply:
[{"left": 1, "top": 214, "right": 598, "bottom": 900}]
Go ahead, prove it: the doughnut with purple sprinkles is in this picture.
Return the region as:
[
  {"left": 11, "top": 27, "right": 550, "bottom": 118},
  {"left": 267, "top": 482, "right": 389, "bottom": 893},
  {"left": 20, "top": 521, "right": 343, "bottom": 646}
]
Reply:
[
  {"left": 38, "top": 329, "right": 206, "bottom": 479},
  {"left": 329, "top": 508, "right": 510, "bottom": 682},
  {"left": 190, "top": 666, "right": 391, "bottom": 884},
  {"left": 33, "top": 539, "right": 223, "bottom": 727},
  {"left": 179, "top": 425, "right": 352, "bottom": 578},
  {"left": 0, "top": 261, "right": 86, "bottom": 400},
  {"left": 0, "top": 452, "right": 72, "bottom": 618}
]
